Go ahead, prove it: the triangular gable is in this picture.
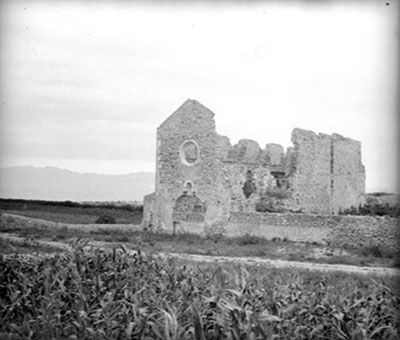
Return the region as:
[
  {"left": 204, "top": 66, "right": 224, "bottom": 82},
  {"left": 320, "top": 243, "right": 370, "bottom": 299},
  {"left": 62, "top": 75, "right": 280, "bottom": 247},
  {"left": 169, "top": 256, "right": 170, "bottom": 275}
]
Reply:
[{"left": 158, "top": 99, "right": 215, "bottom": 131}]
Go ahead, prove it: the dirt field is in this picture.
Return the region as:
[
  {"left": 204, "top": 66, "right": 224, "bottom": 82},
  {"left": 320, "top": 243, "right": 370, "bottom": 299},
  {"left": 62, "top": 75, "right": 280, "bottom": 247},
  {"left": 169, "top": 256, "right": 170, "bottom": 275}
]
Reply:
[{"left": 0, "top": 198, "right": 143, "bottom": 224}]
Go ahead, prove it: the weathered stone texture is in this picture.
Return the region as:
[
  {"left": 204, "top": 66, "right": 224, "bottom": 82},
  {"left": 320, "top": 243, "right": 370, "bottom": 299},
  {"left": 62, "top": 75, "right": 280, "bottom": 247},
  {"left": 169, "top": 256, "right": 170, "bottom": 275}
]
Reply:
[
  {"left": 226, "top": 212, "right": 398, "bottom": 252},
  {"left": 331, "top": 135, "right": 366, "bottom": 212},
  {"left": 229, "top": 139, "right": 261, "bottom": 163},
  {"left": 264, "top": 143, "right": 284, "bottom": 166},
  {"left": 287, "top": 129, "right": 365, "bottom": 214},
  {"left": 329, "top": 215, "right": 399, "bottom": 252},
  {"left": 150, "top": 99, "right": 228, "bottom": 230},
  {"left": 142, "top": 99, "right": 366, "bottom": 232},
  {"left": 142, "top": 192, "right": 155, "bottom": 229}
]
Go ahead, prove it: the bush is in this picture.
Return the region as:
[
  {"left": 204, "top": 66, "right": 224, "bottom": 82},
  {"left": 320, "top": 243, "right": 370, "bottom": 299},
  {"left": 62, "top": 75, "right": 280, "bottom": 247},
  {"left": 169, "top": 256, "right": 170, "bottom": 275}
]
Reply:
[
  {"left": 255, "top": 198, "right": 284, "bottom": 213},
  {"left": 95, "top": 215, "right": 116, "bottom": 224},
  {"left": 235, "top": 233, "right": 266, "bottom": 246},
  {"left": 360, "top": 245, "right": 384, "bottom": 258},
  {"left": 255, "top": 188, "right": 290, "bottom": 213},
  {"left": 340, "top": 203, "right": 400, "bottom": 217}
]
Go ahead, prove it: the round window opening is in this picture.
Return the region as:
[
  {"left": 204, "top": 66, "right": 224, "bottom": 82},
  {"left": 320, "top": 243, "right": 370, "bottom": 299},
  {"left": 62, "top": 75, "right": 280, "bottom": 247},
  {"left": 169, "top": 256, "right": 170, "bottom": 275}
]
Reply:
[{"left": 180, "top": 140, "right": 200, "bottom": 166}]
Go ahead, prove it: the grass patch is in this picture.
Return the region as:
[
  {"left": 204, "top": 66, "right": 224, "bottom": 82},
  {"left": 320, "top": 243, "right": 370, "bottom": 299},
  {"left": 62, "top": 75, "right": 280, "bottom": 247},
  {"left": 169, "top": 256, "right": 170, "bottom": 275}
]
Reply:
[
  {"left": 0, "top": 238, "right": 62, "bottom": 255},
  {"left": 0, "top": 198, "right": 143, "bottom": 224}
]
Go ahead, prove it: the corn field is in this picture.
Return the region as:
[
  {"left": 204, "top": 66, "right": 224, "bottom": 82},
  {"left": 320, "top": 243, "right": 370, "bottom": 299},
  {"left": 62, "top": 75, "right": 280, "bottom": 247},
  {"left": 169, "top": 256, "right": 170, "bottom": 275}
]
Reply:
[{"left": 1, "top": 246, "right": 399, "bottom": 340}]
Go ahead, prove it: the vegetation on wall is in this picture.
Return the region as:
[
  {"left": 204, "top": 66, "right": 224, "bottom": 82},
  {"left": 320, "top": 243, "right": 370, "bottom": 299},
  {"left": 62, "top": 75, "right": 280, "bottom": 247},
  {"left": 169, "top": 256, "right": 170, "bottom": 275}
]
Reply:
[
  {"left": 95, "top": 215, "right": 117, "bottom": 224},
  {"left": 339, "top": 204, "right": 399, "bottom": 218},
  {"left": 255, "top": 188, "right": 290, "bottom": 213}
]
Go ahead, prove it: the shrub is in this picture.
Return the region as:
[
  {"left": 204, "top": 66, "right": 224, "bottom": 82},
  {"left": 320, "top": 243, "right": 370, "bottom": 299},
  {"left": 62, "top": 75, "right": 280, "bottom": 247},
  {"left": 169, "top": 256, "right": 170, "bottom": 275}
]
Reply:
[
  {"left": 95, "top": 215, "right": 116, "bottom": 224},
  {"left": 360, "top": 245, "right": 383, "bottom": 258},
  {"left": 263, "top": 187, "right": 290, "bottom": 200},
  {"left": 255, "top": 198, "right": 284, "bottom": 213},
  {"left": 235, "top": 233, "right": 265, "bottom": 246},
  {"left": 255, "top": 188, "right": 290, "bottom": 213},
  {"left": 340, "top": 203, "right": 400, "bottom": 217}
]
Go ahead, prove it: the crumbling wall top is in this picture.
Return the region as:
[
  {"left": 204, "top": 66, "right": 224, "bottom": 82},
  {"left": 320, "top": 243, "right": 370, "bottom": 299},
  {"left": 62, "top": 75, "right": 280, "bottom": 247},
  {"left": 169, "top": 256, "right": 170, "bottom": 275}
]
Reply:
[
  {"left": 291, "top": 128, "right": 318, "bottom": 144},
  {"left": 291, "top": 128, "right": 362, "bottom": 146},
  {"left": 264, "top": 143, "right": 284, "bottom": 166},
  {"left": 228, "top": 139, "right": 261, "bottom": 163}
]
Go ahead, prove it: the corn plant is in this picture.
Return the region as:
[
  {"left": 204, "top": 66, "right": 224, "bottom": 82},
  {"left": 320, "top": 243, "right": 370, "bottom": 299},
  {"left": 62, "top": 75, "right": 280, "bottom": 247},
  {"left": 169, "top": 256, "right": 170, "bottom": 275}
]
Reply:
[{"left": 0, "top": 249, "right": 399, "bottom": 340}]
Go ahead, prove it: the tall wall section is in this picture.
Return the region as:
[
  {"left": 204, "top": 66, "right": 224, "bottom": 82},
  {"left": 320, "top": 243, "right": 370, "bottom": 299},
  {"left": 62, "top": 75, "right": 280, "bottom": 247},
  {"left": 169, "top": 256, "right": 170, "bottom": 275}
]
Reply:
[
  {"left": 152, "top": 100, "right": 230, "bottom": 230},
  {"left": 288, "top": 129, "right": 333, "bottom": 214},
  {"left": 288, "top": 129, "right": 365, "bottom": 214},
  {"left": 331, "top": 134, "right": 366, "bottom": 213}
]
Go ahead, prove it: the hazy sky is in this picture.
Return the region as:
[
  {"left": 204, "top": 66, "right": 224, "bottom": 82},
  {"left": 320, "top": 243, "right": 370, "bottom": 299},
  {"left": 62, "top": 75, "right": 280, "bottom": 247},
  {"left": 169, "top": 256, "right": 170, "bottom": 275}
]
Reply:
[{"left": 0, "top": 1, "right": 398, "bottom": 193}]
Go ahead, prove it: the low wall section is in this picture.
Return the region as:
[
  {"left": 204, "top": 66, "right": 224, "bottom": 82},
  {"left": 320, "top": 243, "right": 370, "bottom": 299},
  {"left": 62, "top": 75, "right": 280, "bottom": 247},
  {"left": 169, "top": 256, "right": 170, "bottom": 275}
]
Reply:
[{"left": 227, "top": 212, "right": 399, "bottom": 252}]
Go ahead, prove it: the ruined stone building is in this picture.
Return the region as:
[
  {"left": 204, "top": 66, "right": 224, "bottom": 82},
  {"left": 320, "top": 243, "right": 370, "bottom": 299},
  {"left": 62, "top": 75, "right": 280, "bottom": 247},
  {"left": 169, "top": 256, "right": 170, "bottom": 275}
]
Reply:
[{"left": 142, "top": 99, "right": 365, "bottom": 230}]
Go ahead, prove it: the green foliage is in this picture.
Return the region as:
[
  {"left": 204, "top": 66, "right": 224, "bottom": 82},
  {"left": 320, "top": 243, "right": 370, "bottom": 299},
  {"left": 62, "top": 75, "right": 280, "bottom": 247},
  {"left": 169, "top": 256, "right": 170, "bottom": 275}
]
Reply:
[
  {"left": 235, "top": 233, "right": 266, "bottom": 246},
  {"left": 360, "top": 245, "right": 384, "bottom": 258},
  {"left": 95, "top": 215, "right": 116, "bottom": 224},
  {"left": 359, "top": 245, "right": 400, "bottom": 264},
  {"left": 255, "top": 188, "right": 290, "bottom": 213},
  {"left": 1, "top": 249, "right": 399, "bottom": 340},
  {"left": 340, "top": 204, "right": 399, "bottom": 218}
]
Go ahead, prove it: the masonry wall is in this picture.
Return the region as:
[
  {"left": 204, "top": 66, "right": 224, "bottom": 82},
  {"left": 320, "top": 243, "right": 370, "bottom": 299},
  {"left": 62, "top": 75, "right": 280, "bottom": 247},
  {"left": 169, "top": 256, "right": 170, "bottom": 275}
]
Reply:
[
  {"left": 153, "top": 100, "right": 230, "bottom": 230},
  {"left": 143, "top": 99, "right": 367, "bottom": 231},
  {"left": 287, "top": 129, "right": 365, "bottom": 214},
  {"left": 156, "top": 211, "right": 398, "bottom": 253},
  {"left": 222, "top": 162, "right": 274, "bottom": 213},
  {"left": 226, "top": 212, "right": 399, "bottom": 252},
  {"left": 329, "top": 215, "right": 399, "bottom": 251},
  {"left": 331, "top": 135, "right": 366, "bottom": 213},
  {"left": 142, "top": 192, "right": 155, "bottom": 228},
  {"left": 289, "top": 129, "right": 332, "bottom": 214}
]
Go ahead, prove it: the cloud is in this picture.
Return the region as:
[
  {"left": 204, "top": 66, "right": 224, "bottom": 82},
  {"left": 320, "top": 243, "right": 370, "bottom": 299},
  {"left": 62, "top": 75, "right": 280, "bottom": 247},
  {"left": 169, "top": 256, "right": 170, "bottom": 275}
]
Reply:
[{"left": 0, "top": 1, "right": 398, "bottom": 192}]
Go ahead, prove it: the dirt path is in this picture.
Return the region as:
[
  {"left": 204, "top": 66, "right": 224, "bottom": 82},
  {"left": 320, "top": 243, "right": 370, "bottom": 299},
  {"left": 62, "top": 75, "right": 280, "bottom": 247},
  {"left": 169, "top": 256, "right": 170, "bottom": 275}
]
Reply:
[
  {"left": 162, "top": 252, "right": 400, "bottom": 277},
  {"left": 1, "top": 233, "right": 398, "bottom": 277}
]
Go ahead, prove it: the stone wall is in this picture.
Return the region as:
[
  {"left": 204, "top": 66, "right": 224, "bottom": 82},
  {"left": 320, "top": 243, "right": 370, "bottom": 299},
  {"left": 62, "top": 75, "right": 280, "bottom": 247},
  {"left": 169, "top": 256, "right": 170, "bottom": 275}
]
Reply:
[
  {"left": 287, "top": 129, "right": 365, "bottom": 214},
  {"left": 289, "top": 129, "right": 332, "bottom": 214},
  {"left": 329, "top": 215, "right": 399, "bottom": 251},
  {"left": 147, "top": 209, "right": 398, "bottom": 254},
  {"left": 229, "top": 211, "right": 341, "bottom": 228},
  {"left": 152, "top": 99, "right": 230, "bottom": 229},
  {"left": 142, "top": 192, "right": 155, "bottom": 229},
  {"left": 331, "top": 135, "right": 366, "bottom": 212},
  {"left": 221, "top": 162, "right": 272, "bottom": 213},
  {"left": 143, "top": 99, "right": 367, "bottom": 231},
  {"left": 226, "top": 212, "right": 399, "bottom": 252}
]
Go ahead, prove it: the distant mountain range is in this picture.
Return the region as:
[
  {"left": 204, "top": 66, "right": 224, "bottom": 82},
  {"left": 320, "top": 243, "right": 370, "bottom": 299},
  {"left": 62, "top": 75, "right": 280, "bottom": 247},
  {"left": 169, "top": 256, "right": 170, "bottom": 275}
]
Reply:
[{"left": 0, "top": 166, "right": 155, "bottom": 202}]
